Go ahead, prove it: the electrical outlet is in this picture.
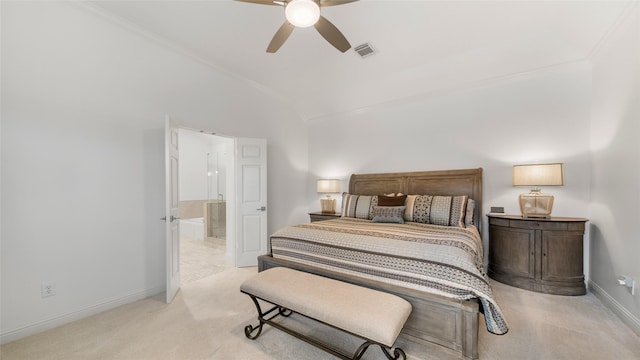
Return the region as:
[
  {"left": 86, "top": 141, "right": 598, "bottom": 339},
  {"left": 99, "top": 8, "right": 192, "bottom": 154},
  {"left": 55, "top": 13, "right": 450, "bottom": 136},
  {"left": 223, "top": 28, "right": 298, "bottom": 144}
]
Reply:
[
  {"left": 618, "top": 275, "right": 635, "bottom": 296},
  {"left": 41, "top": 282, "right": 56, "bottom": 298}
]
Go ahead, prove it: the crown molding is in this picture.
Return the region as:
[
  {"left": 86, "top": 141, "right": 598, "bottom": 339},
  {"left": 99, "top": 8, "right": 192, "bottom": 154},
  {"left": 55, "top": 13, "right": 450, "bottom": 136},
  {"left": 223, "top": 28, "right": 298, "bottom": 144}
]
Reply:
[
  {"left": 587, "top": 1, "right": 639, "bottom": 62},
  {"left": 70, "top": 1, "right": 303, "bottom": 120},
  {"left": 305, "top": 59, "right": 590, "bottom": 123}
]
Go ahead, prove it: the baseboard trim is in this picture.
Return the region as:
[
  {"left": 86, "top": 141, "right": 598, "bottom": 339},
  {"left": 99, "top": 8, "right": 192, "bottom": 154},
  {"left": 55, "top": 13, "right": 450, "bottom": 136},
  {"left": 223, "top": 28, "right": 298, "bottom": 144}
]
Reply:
[
  {"left": 589, "top": 280, "right": 640, "bottom": 336},
  {"left": 0, "top": 285, "right": 165, "bottom": 345}
]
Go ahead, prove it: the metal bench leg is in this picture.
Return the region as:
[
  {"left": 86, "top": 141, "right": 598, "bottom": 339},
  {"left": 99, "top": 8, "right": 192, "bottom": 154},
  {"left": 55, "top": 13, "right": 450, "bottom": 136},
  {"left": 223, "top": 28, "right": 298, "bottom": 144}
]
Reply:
[
  {"left": 379, "top": 345, "right": 406, "bottom": 360},
  {"left": 243, "top": 293, "right": 407, "bottom": 360},
  {"left": 353, "top": 341, "right": 406, "bottom": 360},
  {"left": 244, "top": 294, "right": 291, "bottom": 340}
]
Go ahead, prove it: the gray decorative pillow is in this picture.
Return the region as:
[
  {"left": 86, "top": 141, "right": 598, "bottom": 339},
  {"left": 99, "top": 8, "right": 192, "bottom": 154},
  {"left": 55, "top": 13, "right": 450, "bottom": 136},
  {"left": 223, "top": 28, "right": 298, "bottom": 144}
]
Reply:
[
  {"left": 371, "top": 206, "right": 406, "bottom": 224},
  {"left": 341, "top": 193, "right": 378, "bottom": 219}
]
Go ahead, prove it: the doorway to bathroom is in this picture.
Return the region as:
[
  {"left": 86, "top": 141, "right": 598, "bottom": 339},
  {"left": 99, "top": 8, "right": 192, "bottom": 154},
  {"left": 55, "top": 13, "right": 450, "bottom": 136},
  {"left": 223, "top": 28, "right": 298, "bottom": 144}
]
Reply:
[{"left": 177, "top": 129, "right": 234, "bottom": 285}]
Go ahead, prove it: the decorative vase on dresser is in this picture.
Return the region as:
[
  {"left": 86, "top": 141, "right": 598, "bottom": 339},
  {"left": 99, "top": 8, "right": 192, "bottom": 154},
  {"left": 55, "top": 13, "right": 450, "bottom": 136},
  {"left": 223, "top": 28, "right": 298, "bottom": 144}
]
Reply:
[{"left": 487, "top": 214, "right": 589, "bottom": 296}]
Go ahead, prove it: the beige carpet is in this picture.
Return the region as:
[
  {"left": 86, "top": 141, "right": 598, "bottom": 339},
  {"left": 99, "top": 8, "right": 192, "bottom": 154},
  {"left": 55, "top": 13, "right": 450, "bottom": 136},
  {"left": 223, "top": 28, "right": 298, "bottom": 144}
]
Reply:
[{"left": 1, "top": 266, "right": 639, "bottom": 360}]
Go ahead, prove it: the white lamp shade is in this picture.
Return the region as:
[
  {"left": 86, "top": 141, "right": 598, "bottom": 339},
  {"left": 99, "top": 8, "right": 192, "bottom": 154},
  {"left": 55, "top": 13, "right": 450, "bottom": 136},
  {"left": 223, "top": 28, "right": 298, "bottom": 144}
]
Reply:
[
  {"left": 285, "top": 0, "right": 320, "bottom": 28},
  {"left": 317, "top": 179, "right": 341, "bottom": 193},
  {"left": 513, "top": 163, "right": 563, "bottom": 218},
  {"left": 512, "top": 163, "right": 564, "bottom": 186}
]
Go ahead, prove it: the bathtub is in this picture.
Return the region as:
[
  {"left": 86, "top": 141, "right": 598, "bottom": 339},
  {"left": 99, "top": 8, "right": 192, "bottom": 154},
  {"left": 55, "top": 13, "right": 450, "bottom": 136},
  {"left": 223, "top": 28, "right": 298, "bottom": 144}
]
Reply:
[{"left": 180, "top": 217, "right": 204, "bottom": 240}]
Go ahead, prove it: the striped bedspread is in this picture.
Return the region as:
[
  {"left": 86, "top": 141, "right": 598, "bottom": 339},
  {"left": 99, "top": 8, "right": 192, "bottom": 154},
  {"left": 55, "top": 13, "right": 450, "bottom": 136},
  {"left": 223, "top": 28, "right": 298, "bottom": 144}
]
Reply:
[{"left": 269, "top": 217, "right": 508, "bottom": 335}]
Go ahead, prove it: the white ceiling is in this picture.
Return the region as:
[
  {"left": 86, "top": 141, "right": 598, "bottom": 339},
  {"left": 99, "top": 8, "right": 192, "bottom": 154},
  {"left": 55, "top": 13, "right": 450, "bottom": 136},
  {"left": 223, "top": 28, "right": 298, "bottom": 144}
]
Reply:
[{"left": 89, "top": 0, "right": 634, "bottom": 121}]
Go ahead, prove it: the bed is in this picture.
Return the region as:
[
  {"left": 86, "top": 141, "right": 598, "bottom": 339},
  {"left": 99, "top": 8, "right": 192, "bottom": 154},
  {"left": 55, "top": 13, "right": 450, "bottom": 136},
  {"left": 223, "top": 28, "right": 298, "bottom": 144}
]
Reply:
[{"left": 258, "top": 168, "right": 507, "bottom": 359}]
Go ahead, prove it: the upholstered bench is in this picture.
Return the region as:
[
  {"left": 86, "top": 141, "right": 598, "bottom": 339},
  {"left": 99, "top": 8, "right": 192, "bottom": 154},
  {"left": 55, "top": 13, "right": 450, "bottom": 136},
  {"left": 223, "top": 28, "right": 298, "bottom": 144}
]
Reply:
[{"left": 240, "top": 267, "right": 412, "bottom": 360}]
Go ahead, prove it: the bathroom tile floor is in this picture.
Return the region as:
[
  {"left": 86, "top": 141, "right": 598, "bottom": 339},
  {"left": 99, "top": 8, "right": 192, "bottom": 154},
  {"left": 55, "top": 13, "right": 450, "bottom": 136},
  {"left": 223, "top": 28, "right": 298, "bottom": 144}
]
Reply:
[{"left": 180, "top": 236, "right": 231, "bottom": 285}]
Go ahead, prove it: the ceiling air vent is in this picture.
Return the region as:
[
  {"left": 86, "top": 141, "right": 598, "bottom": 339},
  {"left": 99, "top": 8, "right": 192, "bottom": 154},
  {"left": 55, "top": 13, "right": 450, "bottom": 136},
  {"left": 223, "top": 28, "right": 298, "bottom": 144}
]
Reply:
[{"left": 354, "top": 43, "right": 376, "bottom": 58}]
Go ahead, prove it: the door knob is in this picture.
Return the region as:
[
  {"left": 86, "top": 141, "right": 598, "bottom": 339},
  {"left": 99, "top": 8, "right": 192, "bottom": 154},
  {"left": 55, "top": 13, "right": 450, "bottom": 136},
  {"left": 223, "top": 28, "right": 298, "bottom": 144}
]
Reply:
[{"left": 256, "top": 206, "right": 266, "bottom": 211}]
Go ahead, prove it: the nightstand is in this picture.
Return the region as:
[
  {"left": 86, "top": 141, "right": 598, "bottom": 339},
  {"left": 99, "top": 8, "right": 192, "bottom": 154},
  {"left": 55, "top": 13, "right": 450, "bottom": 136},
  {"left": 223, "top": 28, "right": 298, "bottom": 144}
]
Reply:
[
  {"left": 487, "top": 214, "right": 589, "bottom": 295},
  {"left": 309, "top": 212, "right": 341, "bottom": 222}
]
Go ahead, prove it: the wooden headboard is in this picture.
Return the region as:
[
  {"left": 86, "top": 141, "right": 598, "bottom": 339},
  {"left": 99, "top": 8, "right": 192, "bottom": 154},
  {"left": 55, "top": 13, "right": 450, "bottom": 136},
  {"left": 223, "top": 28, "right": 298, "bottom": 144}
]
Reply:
[{"left": 348, "top": 168, "right": 483, "bottom": 231}]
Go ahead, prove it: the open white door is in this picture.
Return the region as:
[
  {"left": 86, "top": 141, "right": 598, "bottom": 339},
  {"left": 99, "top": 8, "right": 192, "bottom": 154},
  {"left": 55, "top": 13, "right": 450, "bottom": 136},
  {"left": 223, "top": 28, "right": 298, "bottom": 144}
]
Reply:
[
  {"left": 164, "top": 116, "right": 180, "bottom": 303},
  {"left": 235, "top": 138, "right": 267, "bottom": 267}
]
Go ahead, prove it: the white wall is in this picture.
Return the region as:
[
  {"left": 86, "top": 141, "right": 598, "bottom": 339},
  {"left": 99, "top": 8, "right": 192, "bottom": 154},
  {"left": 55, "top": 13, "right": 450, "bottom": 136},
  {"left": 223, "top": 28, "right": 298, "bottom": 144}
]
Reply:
[
  {"left": 1, "top": 1, "right": 308, "bottom": 342},
  {"left": 308, "top": 63, "right": 592, "bottom": 254},
  {"left": 179, "top": 130, "right": 212, "bottom": 201},
  {"left": 589, "top": 5, "right": 640, "bottom": 332}
]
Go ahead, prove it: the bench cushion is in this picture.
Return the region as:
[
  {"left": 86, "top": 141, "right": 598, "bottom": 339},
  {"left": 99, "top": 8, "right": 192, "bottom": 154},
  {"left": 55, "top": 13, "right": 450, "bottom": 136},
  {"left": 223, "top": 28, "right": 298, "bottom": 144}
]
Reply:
[{"left": 240, "top": 267, "right": 412, "bottom": 347}]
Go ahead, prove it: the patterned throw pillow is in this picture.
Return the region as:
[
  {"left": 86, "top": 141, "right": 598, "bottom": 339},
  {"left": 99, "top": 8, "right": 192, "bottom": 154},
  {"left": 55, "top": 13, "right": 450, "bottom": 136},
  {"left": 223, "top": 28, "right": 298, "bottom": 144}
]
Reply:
[
  {"left": 371, "top": 206, "right": 406, "bottom": 224},
  {"left": 465, "top": 198, "right": 476, "bottom": 227},
  {"left": 341, "top": 193, "right": 378, "bottom": 219},
  {"left": 404, "top": 195, "right": 468, "bottom": 227}
]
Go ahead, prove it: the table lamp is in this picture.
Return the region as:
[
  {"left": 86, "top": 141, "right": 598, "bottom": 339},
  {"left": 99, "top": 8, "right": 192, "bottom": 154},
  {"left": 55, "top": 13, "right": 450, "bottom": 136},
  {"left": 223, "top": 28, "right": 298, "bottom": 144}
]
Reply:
[
  {"left": 317, "top": 179, "right": 341, "bottom": 214},
  {"left": 512, "top": 163, "right": 564, "bottom": 218}
]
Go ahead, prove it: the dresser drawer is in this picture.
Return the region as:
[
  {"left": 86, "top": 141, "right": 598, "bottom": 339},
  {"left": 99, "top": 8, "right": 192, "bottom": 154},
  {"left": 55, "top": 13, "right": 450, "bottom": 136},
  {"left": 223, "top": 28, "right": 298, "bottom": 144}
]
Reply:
[
  {"left": 489, "top": 217, "right": 510, "bottom": 227},
  {"left": 509, "top": 220, "right": 567, "bottom": 231}
]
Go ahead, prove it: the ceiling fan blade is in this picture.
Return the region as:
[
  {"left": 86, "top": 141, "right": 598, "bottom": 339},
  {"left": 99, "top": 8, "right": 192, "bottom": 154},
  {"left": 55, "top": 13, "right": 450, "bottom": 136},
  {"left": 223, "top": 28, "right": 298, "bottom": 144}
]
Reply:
[
  {"left": 267, "top": 21, "right": 295, "bottom": 53},
  {"left": 314, "top": 16, "right": 351, "bottom": 52},
  {"left": 320, "top": 0, "right": 359, "bottom": 7},
  {"left": 234, "top": 0, "right": 281, "bottom": 5}
]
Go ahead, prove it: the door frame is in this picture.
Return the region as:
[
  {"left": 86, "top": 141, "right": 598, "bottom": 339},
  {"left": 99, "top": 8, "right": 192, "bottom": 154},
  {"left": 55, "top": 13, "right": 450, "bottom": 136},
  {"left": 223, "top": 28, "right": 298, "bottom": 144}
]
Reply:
[{"left": 165, "top": 122, "right": 271, "bottom": 301}]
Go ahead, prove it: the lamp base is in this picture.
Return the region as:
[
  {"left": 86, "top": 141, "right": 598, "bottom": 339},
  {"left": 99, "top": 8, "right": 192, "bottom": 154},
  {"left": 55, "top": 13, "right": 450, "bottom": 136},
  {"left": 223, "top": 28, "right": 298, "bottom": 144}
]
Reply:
[
  {"left": 320, "top": 197, "right": 336, "bottom": 214},
  {"left": 519, "top": 190, "right": 554, "bottom": 218}
]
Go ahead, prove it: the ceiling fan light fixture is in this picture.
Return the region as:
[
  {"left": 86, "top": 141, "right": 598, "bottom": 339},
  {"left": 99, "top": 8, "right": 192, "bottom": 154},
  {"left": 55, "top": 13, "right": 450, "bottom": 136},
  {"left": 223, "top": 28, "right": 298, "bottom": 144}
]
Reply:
[{"left": 285, "top": 0, "right": 320, "bottom": 28}]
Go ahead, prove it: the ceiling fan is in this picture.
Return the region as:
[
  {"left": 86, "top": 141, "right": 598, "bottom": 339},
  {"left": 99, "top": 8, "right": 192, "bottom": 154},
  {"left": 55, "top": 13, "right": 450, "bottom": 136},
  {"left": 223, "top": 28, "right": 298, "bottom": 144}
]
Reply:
[{"left": 235, "top": 0, "right": 359, "bottom": 53}]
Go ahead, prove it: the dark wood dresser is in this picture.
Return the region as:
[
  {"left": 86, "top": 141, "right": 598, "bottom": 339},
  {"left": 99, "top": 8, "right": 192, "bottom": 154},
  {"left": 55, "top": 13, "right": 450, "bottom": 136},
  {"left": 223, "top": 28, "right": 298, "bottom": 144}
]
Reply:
[{"left": 487, "top": 214, "right": 588, "bottom": 295}]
